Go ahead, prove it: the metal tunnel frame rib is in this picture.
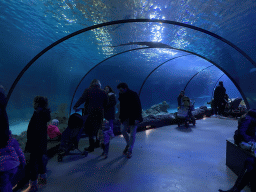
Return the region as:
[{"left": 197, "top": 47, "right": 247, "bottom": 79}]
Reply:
[
  {"left": 71, "top": 45, "right": 248, "bottom": 115},
  {"left": 183, "top": 65, "right": 214, "bottom": 91},
  {"left": 139, "top": 63, "right": 215, "bottom": 101},
  {"left": 137, "top": 51, "right": 245, "bottom": 105},
  {"left": 6, "top": 19, "right": 253, "bottom": 110},
  {"left": 138, "top": 54, "right": 191, "bottom": 97},
  {"left": 69, "top": 47, "right": 154, "bottom": 114}
]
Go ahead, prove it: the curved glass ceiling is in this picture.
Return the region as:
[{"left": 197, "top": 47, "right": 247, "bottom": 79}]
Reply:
[{"left": 0, "top": 0, "right": 255, "bottom": 134}]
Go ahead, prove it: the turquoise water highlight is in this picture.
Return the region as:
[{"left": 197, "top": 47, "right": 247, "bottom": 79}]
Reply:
[{"left": 0, "top": 0, "right": 249, "bottom": 135}]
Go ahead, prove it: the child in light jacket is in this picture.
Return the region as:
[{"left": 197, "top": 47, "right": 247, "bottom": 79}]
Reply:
[{"left": 98, "top": 119, "right": 113, "bottom": 159}]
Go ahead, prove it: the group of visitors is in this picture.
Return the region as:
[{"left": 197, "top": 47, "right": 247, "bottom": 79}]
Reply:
[
  {"left": 73, "top": 80, "right": 143, "bottom": 159},
  {"left": 2, "top": 78, "right": 255, "bottom": 192},
  {"left": 178, "top": 81, "right": 228, "bottom": 117},
  {"left": 177, "top": 83, "right": 256, "bottom": 192},
  {"left": 0, "top": 80, "right": 142, "bottom": 192}
]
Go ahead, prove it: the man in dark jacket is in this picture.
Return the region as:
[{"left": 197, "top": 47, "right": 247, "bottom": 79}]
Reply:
[
  {"left": 117, "top": 83, "right": 143, "bottom": 159},
  {"left": 73, "top": 79, "right": 108, "bottom": 152},
  {"left": 214, "top": 81, "right": 226, "bottom": 116}
]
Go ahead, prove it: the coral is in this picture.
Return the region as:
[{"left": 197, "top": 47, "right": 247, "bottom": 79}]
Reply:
[
  {"left": 142, "top": 110, "right": 147, "bottom": 118},
  {"left": 240, "top": 100, "right": 246, "bottom": 107},
  {"left": 145, "top": 101, "right": 170, "bottom": 116},
  {"left": 160, "top": 101, "right": 170, "bottom": 112}
]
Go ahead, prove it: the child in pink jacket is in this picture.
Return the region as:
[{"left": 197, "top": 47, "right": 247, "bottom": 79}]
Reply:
[{"left": 47, "top": 119, "right": 62, "bottom": 140}]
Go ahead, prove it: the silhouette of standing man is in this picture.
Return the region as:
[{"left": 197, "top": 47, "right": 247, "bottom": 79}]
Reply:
[
  {"left": 117, "top": 83, "right": 143, "bottom": 159},
  {"left": 214, "top": 81, "right": 226, "bottom": 116}
]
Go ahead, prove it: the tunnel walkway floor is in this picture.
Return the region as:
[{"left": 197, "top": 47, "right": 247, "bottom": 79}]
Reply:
[{"left": 23, "top": 117, "right": 251, "bottom": 192}]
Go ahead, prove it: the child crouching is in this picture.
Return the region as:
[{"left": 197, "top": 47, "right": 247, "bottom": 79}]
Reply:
[{"left": 47, "top": 119, "right": 62, "bottom": 141}]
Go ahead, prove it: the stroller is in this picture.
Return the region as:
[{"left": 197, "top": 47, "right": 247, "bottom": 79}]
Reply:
[
  {"left": 57, "top": 113, "right": 88, "bottom": 162},
  {"left": 224, "top": 98, "right": 243, "bottom": 118},
  {"left": 177, "top": 96, "right": 196, "bottom": 128}
]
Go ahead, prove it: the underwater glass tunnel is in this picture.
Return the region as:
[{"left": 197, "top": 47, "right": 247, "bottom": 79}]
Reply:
[{"left": 0, "top": 0, "right": 255, "bottom": 135}]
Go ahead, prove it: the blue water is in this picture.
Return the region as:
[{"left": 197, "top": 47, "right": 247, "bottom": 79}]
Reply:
[{"left": 0, "top": 0, "right": 247, "bottom": 135}]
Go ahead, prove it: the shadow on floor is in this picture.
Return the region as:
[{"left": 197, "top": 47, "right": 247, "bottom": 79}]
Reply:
[
  {"left": 69, "top": 155, "right": 128, "bottom": 177},
  {"left": 175, "top": 126, "right": 193, "bottom": 132}
]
